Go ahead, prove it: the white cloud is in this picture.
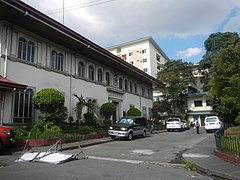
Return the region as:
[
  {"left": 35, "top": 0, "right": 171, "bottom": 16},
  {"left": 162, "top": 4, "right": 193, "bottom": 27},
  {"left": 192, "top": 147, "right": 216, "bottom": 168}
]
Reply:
[
  {"left": 21, "top": 0, "right": 240, "bottom": 63},
  {"left": 223, "top": 8, "right": 240, "bottom": 32},
  {"left": 22, "top": 0, "right": 240, "bottom": 46},
  {"left": 176, "top": 48, "right": 203, "bottom": 59}
]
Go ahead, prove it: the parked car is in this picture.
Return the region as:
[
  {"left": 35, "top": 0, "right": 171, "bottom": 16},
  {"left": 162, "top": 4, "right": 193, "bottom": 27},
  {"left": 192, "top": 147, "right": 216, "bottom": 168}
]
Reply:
[
  {"left": 204, "top": 116, "right": 222, "bottom": 133},
  {"left": 0, "top": 125, "right": 15, "bottom": 151},
  {"left": 166, "top": 118, "right": 184, "bottom": 132},
  {"left": 108, "top": 116, "right": 147, "bottom": 140},
  {"left": 181, "top": 120, "right": 190, "bottom": 130}
]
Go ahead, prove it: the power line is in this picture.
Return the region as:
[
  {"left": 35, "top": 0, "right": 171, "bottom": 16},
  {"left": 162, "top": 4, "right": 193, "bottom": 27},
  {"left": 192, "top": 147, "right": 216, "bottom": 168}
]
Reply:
[{"left": 45, "top": 0, "right": 117, "bottom": 15}]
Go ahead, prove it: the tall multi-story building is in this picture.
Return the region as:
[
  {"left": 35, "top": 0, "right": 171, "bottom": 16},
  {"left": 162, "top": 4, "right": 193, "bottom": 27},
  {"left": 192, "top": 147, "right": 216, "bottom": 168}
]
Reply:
[
  {"left": 0, "top": 1, "right": 164, "bottom": 125},
  {"left": 107, "top": 37, "right": 169, "bottom": 101}
]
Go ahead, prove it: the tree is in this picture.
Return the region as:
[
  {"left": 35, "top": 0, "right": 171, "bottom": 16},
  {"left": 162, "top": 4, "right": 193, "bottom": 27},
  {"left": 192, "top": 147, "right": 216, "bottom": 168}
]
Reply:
[
  {"left": 100, "top": 102, "right": 116, "bottom": 120},
  {"left": 152, "top": 100, "right": 172, "bottom": 114},
  {"left": 200, "top": 32, "right": 240, "bottom": 69},
  {"left": 74, "top": 94, "right": 99, "bottom": 126},
  {"left": 33, "top": 88, "right": 67, "bottom": 126},
  {"left": 100, "top": 102, "right": 116, "bottom": 129},
  {"left": 157, "top": 60, "right": 195, "bottom": 116},
  {"left": 74, "top": 94, "right": 87, "bottom": 123},
  {"left": 127, "top": 108, "right": 141, "bottom": 116},
  {"left": 207, "top": 43, "right": 240, "bottom": 124}
]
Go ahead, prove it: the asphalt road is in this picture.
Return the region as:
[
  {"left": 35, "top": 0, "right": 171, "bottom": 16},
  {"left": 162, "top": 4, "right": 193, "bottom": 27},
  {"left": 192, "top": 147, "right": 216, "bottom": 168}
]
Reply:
[{"left": 0, "top": 127, "right": 219, "bottom": 180}]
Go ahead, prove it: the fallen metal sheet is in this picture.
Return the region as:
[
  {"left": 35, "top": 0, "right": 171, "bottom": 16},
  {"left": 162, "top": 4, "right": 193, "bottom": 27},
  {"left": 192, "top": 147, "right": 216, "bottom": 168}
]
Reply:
[
  {"left": 16, "top": 152, "right": 45, "bottom": 162},
  {"left": 16, "top": 152, "right": 77, "bottom": 164},
  {"left": 37, "top": 152, "right": 77, "bottom": 164}
]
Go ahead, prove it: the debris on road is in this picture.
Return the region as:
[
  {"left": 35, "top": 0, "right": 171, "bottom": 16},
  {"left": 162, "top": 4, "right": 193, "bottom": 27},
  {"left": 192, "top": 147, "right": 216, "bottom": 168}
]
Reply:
[{"left": 15, "top": 139, "right": 87, "bottom": 164}]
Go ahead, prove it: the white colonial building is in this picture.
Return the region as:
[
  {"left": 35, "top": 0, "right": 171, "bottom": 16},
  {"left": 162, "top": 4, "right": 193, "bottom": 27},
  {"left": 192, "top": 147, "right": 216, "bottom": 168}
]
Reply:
[
  {"left": 0, "top": 1, "right": 164, "bottom": 125},
  {"left": 107, "top": 37, "right": 169, "bottom": 101}
]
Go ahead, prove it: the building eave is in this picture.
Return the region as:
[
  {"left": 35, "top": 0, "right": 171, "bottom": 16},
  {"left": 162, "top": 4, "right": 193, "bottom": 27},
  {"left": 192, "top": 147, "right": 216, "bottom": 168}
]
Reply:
[
  {"left": 187, "top": 92, "right": 208, "bottom": 97},
  {"left": 107, "top": 36, "right": 170, "bottom": 61},
  {"left": 187, "top": 110, "right": 215, "bottom": 115},
  {"left": 0, "top": 76, "right": 27, "bottom": 91},
  {"left": 0, "top": 0, "right": 164, "bottom": 88}
]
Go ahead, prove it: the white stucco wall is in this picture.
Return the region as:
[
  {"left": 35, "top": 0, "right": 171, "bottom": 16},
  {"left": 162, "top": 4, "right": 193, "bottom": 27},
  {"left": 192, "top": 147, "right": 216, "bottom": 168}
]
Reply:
[
  {"left": 0, "top": 21, "right": 154, "bottom": 124},
  {"left": 187, "top": 96, "right": 212, "bottom": 112}
]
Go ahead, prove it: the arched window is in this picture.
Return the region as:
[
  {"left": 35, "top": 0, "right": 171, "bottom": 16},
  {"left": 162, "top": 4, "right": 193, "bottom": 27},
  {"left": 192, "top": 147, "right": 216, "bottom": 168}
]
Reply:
[
  {"left": 106, "top": 72, "right": 110, "bottom": 86},
  {"left": 14, "top": 88, "right": 34, "bottom": 124},
  {"left": 78, "top": 61, "right": 85, "bottom": 78},
  {"left": 134, "top": 83, "right": 137, "bottom": 94},
  {"left": 125, "top": 79, "right": 128, "bottom": 91},
  {"left": 18, "top": 37, "right": 35, "bottom": 62},
  {"left": 57, "top": 53, "right": 64, "bottom": 71},
  {"left": 51, "top": 51, "right": 64, "bottom": 71},
  {"left": 97, "top": 69, "right": 103, "bottom": 83},
  {"left": 51, "top": 50, "right": 57, "bottom": 69},
  {"left": 18, "top": 37, "right": 27, "bottom": 60},
  {"left": 119, "top": 77, "right": 122, "bottom": 89},
  {"left": 130, "top": 81, "right": 133, "bottom": 93},
  {"left": 27, "top": 41, "right": 35, "bottom": 62},
  {"left": 89, "top": 65, "right": 94, "bottom": 81},
  {"left": 142, "top": 86, "right": 145, "bottom": 96}
]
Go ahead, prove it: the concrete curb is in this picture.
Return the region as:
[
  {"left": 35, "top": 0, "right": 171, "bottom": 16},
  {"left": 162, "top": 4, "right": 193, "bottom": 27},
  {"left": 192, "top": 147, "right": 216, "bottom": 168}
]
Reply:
[
  {"left": 61, "top": 139, "right": 114, "bottom": 151},
  {"left": 192, "top": 162, "right": 235, "bottom": 180},
  {"left": 214, "top": 149, "right": 240, "bottom": 164}
]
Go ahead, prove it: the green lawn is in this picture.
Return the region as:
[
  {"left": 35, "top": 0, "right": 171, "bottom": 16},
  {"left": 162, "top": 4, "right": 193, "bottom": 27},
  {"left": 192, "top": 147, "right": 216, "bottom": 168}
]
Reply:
[{"left": 226, "top": 126, "right": 240, "bottom": 132}]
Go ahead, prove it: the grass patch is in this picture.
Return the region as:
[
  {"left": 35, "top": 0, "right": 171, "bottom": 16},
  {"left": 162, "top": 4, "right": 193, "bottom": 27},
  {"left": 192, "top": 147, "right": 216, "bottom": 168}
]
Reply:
[
  {"left": 226, "top": 126, "right": 240, "bottom": 132},
  {"left": 182, "top": 159, "right": 197, "bottom": 171}
]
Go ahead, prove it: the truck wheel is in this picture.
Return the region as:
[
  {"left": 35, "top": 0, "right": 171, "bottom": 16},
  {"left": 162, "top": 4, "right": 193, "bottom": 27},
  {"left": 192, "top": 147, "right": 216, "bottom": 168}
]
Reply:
[
  {"left": 110, "top": 135, "right": 115, "bottom": 140},
  {"left": 128, "top": 132, "right": 133, "bottom": 141}
]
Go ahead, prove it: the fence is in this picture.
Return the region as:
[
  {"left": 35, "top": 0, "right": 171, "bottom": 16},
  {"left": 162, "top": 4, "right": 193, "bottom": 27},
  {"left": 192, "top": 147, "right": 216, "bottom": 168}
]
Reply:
[{"left": 214, "top": 126, "right": 240, "bottom": 158}]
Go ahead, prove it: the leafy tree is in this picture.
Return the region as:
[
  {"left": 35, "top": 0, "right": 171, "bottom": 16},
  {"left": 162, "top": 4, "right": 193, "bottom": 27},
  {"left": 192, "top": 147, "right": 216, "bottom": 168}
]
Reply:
[
  {"left": 73, "top": 94, "right": 86, "bottom": 123},
  {"left": 153, "top": 100, "right": 172, "bottom": 114},
  {"left": 200, "top": 32, "right": 240, "bottom": 69},
  {"left": 207, "top": 43, "right": 240, "bottom": 124},
  {"left": 198, "top": 32, "right": 240, "bottom": 92},
  {"left": 33, "top": 88, "right": 67, "bottom": 126},
  {"left": 73, "top": 94, "right": 99, "bottom": 125},
  {"left": 127, "top": 108, "right": 141, "bottom": 116},
  {"left": 157, "top": 60, "right": 195, "bottom": 116},
  {"left": 235, "top": 115, "right": 240, "bottom": 125}
]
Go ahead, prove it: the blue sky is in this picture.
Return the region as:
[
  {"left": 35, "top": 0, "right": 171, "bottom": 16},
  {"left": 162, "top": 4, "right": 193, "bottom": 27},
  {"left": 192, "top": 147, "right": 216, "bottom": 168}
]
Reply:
[
  {"left": 157, "top": 35, "right": 208, "bottom": 63},
  {"left": 23, "top": 0, "right": 240, "bottom": 64}
]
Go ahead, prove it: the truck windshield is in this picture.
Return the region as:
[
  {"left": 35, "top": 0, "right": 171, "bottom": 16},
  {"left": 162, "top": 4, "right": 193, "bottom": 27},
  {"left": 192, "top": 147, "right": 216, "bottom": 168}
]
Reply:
[{"left": 118, "top": 118, "right": 133, "bottom": 125}]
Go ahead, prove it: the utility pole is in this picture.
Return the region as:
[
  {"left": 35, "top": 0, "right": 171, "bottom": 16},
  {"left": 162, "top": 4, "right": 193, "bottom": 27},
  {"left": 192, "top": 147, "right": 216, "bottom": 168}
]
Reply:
[{"left": 62, "top": 0, "right": 64, "bottom": 25}]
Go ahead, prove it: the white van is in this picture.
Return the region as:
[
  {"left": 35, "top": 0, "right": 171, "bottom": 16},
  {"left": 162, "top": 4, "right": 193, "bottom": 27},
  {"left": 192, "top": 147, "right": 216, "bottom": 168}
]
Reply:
[
  {"left": 204, "top": 116, "right": 222, "bottom": 133},
  {"left": 166, "top": 118, "right": 184, "bottom": 132}
]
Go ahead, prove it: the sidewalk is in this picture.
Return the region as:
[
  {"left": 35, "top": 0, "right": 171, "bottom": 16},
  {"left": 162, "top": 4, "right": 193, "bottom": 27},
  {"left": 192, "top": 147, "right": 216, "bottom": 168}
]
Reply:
[
  {"left": 30, "top": 136, "right": 113, "bottom": 152},
  {"left": 20, "top": 130, "right": 240, "bottom": 179},
  {"left": 182, "top": 134, "right": 240, "bottom": 180}
]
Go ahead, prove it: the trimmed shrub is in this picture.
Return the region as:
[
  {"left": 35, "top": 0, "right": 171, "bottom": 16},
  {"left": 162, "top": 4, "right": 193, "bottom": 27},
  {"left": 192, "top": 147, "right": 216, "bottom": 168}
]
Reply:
[
  {"left": 33, "top": 88, "right": 67, "bottom": 126},
  {"left": 83, "top": 112, "right": 96, "bottom": 126},
  {"left": 33, "top": 88, "right": 65, "bottom": 113},
  {"left": 100, "top": 102, "right": 116, "bottom": 120},
  {"left": 127, "top": 108, "right": 141, "bottom": 116}
]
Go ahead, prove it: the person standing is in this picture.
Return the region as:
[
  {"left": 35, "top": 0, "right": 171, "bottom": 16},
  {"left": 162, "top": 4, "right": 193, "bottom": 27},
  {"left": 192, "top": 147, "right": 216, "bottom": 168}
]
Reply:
[
  {"left": 149, "top": 117, "right": 155, "bottom": 134},
  {"left": 195, "top": 120, "right": 200, "bottom": 134}
]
